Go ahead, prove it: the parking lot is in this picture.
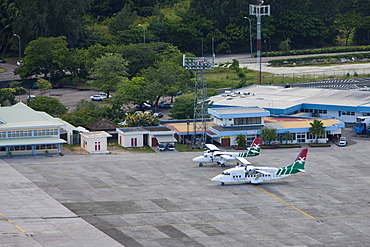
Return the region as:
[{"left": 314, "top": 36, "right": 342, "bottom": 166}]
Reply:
[{"left": 2, "top": 136, "right": 370, "bottom": 246}]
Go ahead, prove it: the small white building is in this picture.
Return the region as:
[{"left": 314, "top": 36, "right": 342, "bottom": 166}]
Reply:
[
  {"left": 80, "top": 131, "right": 112, "bottom": 154},
  {"left": 117, "top": 126, "right": 177, "bottom": 148}
]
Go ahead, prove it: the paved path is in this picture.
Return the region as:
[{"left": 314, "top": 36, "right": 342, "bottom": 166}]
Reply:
[{"left": 215, "top": 52, "right": 370, "bottom": 76}]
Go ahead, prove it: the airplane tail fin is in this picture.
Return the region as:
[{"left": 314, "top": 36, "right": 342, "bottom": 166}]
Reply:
[
  {"left": 238, "top": 138, "right": 262, "bottom": 158},
  {"left": 276, "top": 148, "right": 308, "bottom": 175}
]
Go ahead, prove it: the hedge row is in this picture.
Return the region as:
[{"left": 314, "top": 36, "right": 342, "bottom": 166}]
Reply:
[
  {"left": 262, "top": 45, "right": 370, "bottom": 57},
  {"left": 268, "top": 53, "right": 370, "bottom": 66}
]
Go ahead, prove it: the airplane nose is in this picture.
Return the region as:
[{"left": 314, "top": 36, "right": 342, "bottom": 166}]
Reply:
[
  {"left": 211, "top": 175, "right": 222, "bottom": 182},
  {"left": 192, "top": 156, "right": 202, "bottom": 162}
]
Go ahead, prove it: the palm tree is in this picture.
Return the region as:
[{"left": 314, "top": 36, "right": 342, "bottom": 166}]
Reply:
[
  {"left": 309, "top": 119, "right": 325, "bottom": 143},
  {"left": 235, "top": 133, "right": 247, "bottom": 148}
]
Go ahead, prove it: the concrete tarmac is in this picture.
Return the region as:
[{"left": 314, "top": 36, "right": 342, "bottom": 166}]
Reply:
[{"left": 2, "top": 135, "right": 370, "bottom": 246}]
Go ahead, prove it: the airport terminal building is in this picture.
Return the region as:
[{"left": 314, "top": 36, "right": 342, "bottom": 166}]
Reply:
[
  {"left": 209, "top": 85, "right": 370, "bottom": 123},
  {"left": 164, "top": 85, "right": 364, "bottom": 147}
]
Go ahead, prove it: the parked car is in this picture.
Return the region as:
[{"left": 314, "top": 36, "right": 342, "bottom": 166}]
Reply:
[
  {"left": 159, "top": 100, "right": 173, "bottom": 108},
  {"left": 30, "top": 83, "right": 39, "bottom": 89},
  {"left": 166, "top": 142, "right": 175, "bottom": 151},
  {"left": 144, "top": 110, "right": 154, "bottom": 115},
  {"left": 52, "top": 83, "right": 64, "bottom": 89},
  {"left": 157, "top": 143, "right": 166, "bottom": 151},
  {"left": 135, "top": 102, "right": 151, "bottom": 109},
  {"left": 339, "top": 137, "right": 347, "bottom": 146},
  {"left": 0, "top": 58, "right": 6, "bottom": 63},
  {"left": 152, "top": 112, "right": 164, "bottom": 118},
  {"left": 90, "top": 93, "right": 107, "bottom": 101},
  {"left": 27, "top": 95, "right": 36, "bottom": 102}
]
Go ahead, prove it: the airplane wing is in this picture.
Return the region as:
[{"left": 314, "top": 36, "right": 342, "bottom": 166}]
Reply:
[
  {"left": 220, "top": 154, "right": 235, "bottom": 162},
  {"left": 235, "top": 157, "right": 252, "bottom": 166},
  {"left": 252, "top": 169, "right": 271, "bottom": 175},
  {"left": 205, "top": 144, "right": 220, "bottom": 152}
]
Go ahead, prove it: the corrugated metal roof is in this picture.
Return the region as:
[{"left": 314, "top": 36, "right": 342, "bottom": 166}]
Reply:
[
  {"left": 0, "top": 103, "right": 64, "bottom": 129},
  {"left": 0, "top": 137, "right": 67, "bottom": 146}
]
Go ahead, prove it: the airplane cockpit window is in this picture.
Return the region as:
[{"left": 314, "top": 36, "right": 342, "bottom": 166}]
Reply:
[{"left": 222, "top": 171, "right": 230, "bottom": 175}]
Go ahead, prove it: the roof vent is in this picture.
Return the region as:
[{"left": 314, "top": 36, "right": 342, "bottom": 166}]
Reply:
[{"left": 0, "top": 119, "right": 5, "bottom": 124}]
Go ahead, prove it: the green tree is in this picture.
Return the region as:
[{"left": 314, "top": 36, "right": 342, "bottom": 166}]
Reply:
[
  {"left": 279, "top": 38, "right": 291, "bottom": 53},
  {"left": 124, "top": 113, "right": 160, "bottom": 127},
  {"left": 89, "top": 53, "right": 129, "bottom": 97},
  {"left": 309, "top": 119, "right": 325, "bottom": 143},
  {"left": 35, "top": 78, "right": 52, "bottom": 95},
  {"left": 169, "top": 93, "right": 194, "bottom": 119},
  {"left": 14, "top": 36, "right": 69, "bottom": 79},
  {"left": 12, "top": 0, "right": 91, "bottom": 47},
  {"left": 61, "top": 100, "right": 102, "bottom": 126},
  {"left": 0, "top": 88, "right": 16, "bottom": 106},
  {"left": 281, "top": 131, "right": 293, "bottom": 144},
  {"left": 27, "top": 96, "right": 67, "bottom": 117},
  {"left": 260, "top": 127, "right": 278, "bottom": 145},
  {"left": 106, "top": 4, "right": 138, "bottom": 35},
  {"left": 235, "top": 133, "right": 247, "bottom": 147},
  {"left": 141, "top": 59, "right": 191, "bottom": 106},
  {"left": 335, "top": 11, "right": 364, "bottom": 46}
]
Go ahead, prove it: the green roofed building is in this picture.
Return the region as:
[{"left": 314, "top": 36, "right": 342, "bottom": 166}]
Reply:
[{"left": 0, "top": 102, "right": 77, "bottom": 157}]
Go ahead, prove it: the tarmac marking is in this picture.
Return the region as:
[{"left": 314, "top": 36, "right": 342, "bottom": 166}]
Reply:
[
  {"left": 0, "top": 213, "right": 27, "bottom": 233},
  {"left": 9, "top": 213, "right": 370, "bottom": 234},
  {"left": 312, "top": 153, "right": 370, "bottom": 185},
  {"left": 254, "top": 186, "right": 316, "bottom": 219}
]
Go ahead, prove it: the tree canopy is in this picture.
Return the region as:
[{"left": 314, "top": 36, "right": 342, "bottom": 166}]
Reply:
[{"left": 27, "top": 96, "right": 68, "bottom": 117}]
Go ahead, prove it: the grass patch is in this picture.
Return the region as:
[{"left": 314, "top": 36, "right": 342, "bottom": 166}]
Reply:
[
  {"left": 0, "top": 68, "right": 5, "bottom": 73},
  {"left": 63, "top": 143, "right": 79, "bottom": 151},
  {"left": 308, "top": 143, "right": 331, "bottom": 147},
  {"left": 176, "top": 143, "right": 204, "bottom": 152},
  {"left": 124, "top": 146, "right": 156, "bottom": 153}
]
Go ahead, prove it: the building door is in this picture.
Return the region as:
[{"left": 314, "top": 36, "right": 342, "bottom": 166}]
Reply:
[
  {"left": 296, "top": 133, "right": 306, "bottom": 143},
  {"left": 94, "top": 141, "right": 101, "bottom": 151},
  {"left": 131, "top": 138, "right": 137, "bottom": 147},
  {"left": 152, "top": 137, "right": 158, "bottom": 147},
  {"left": 221, "top": 138, "right": 230, "bottom": 147}
]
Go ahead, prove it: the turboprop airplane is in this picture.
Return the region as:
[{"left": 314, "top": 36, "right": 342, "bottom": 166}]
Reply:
[
  {"left": 192, "top": 138, "right": 262, "bottom": 167},
  {"left": 211, "top": 148, "right": 308, "bottom": 185}
]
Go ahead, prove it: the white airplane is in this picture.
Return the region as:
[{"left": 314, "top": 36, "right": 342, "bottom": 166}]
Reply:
[
  {"left": 211, "top": 148, "right": 308, "bottom": 185},
  {"left": 192, "top": 138, "right": 262, "bottom": 167}
]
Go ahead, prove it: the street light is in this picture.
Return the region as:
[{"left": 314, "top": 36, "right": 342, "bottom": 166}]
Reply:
[
  {"left": 244, "top": 17, "right": 253, "bottom": 57},
  {"left": 14, "top": 33, "right": 21, "bottom": 61},
  {"left": 138, "top": 24, "right": 146, "bottom": 44}
]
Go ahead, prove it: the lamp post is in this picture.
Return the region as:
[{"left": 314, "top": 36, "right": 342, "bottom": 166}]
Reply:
[
  {"left": 244, "top": 17, "right": 253, "bottom": 57},
  {"left": 14, "top": 34, "right": 21, "bottom": 61},
  {"left": 138, "top": 24, "right": 146, "bottom": 44}
]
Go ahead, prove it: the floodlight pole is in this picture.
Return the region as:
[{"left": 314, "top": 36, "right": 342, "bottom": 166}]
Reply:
[
  {"left": 183, "top": 55, "right": 214, "bottom": 149},
  {"left": 14, "top": 34, "right": 21, "bottom": 61},
  {"left": 250, "top": 0, "right": 270, "bottom": 84},
  {"left": 244, "top": 17, "right": 253, "bottom": 58}
]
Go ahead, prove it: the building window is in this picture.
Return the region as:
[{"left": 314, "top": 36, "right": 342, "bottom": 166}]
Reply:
[
  {"left": 342, "top": 111, "right": 355, "bottom": 116},
  {"left": 234, "top": 117, "right": 261, "bottom": 126}
]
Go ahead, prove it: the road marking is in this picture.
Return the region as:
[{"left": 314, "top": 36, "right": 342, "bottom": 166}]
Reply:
[
  {"left": 255, "top": 186, "right": 316, "bottom": 219},
  {"left": 14, "top": 225, "right": 26, "bottom": 233},
  {"left": 0, "top": 213, "right": 26, "bottom": 234},
  {"left": 312, "top": 153, "right": 370, "bottom": 185}
]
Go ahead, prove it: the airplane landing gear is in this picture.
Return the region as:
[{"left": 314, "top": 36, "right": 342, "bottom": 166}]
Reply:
[
  {"left": 199, "top": 163, "right": 203, "bottom": 167},
  {"left": 221, "top": 163, "right": 225, "bottom": 167},
  {"left": 221, "top": 182, "right": 225, "bottom": 186}
]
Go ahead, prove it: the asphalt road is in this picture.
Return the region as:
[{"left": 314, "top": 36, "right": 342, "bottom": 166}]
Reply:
[{"left": 2, "top": 135, "right": 370, "bottom": 246}]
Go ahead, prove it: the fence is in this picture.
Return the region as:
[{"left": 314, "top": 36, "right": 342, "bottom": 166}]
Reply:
[{"left": 261, "top": 67, "right": 370, "bottom": 85}]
